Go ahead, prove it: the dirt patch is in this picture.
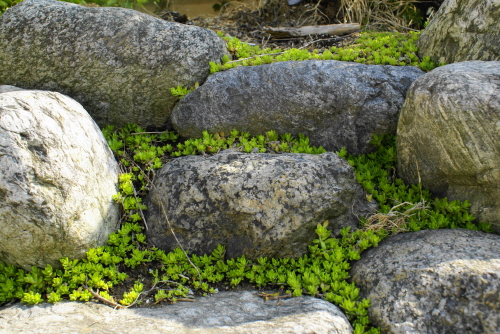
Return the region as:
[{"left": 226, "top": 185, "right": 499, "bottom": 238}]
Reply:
[{"left": 158, "top": 0, "right": 360, "bottom": 52}]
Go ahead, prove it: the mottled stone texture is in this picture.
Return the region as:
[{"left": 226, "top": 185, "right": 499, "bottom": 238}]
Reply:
[
  {"left": 0, "top": 0, "right": 227, "bottom": 129},
  {"left": 397, "top": 61, "right": 500, "bottom": 232},
  {"left": 171, "top": 60, "right": 423, "bottom": 155},
  {"left": 0, "top": 91, "right": 120, "bottom": 270},
  {"left": 351, "top": 229, "right": 500, "bottom": 334},
  {"left": 0, "top": 292, "right": 353, "bottom": 334},
  {"left": 145, "top": 151, "right": 376, "bottom": 259},
  {"left": 417, "top": 0, "right": 500, "bottom": 64}
]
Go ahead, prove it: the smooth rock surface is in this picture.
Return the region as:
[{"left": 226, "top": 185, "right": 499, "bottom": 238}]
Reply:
[
  {"left": 397, "top": 61, "right": 500, "bottom": 232},
  {"left": 0, "top": 0, "right": 227, "bottom": 129},
  {"left": 0, "top": 91, "right": 120, "bottom": 270},
  {"left": 0, "top": 85, "right": 24, "bottom": 94},
  {"left": 145, "top": 151, "right": 376, "bottom": 259},
  {"left": 0, "top": 291, "right": 353, "bottom": 334},
  {"left": 417, "top": 0, "right": 500, "bottom": 64},
  {"left": 351, "top": 229, "right": 500, "bottom": 334},
  {"left": 171, "top": 60, "right": 423, "bottom": 154}
]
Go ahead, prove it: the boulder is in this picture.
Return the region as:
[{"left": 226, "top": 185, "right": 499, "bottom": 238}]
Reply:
[
  {"left": 350, "top": 229, "right": 500, "bottom": 334},
  {"left": 171, "top": 60, "right": 424, "bottom": 155},
  {"left": 397, "top": 61, "right": 500, "bottom": 232},
  {"left": 145, "top": 151, "right": 376, "bottom": 259},
  {"left": 0, "top": 291, "right": 353, "bottom": 334},
  {"left": 0, "top": 0, "right": 227, "bottom": 129},
  {"left": 417, "top": 0, "right": 500, "bottom": 64},
  {"left": 0, "top": 90, "right": 120, "bottom": 271}
]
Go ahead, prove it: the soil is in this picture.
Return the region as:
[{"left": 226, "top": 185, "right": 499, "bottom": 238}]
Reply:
[{"left": 157, "top": 0, "right": 361, "bottom": 52}]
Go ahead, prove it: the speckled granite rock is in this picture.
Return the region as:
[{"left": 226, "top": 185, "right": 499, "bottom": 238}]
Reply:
[
  {"left": 0, "top": 90, "right": 119, "bottom": 270},
  {"left": 0, "top": 291, "right": 353, "bottom": 334},
  {"left": 397, "top": 61, "right": 500, "bottom": 232},
  {"left": 417, "top": 0, "right": 500, "bottom": 64},
  {"left": 171, "top": 60, "right": 423, "bottom": 154},
  {"left": 350, "top": 229, "right": 500, "bottom": 334},
  {"left": 145, "top": 151, "right": 377, "bottom": 259},
  {"left": 0, "top": 0, "right": 227, "bottom": 129}
]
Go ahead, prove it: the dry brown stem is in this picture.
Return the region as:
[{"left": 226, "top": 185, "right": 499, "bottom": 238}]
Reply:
[{"left": 363, "top": 201, "right": 428, "bottom": 236}]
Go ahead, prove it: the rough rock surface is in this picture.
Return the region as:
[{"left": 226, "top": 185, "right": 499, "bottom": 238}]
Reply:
[
  {"left": 0, "top": 291, "right": 353, "bottom": 334},
  {"left": 0, "top": 0, "right": 227, "bottom": 129},
  {"left": 171, "top": 60, "right": 423, "bottom": 154},
  {"left": 350, "top": 229, "right": 500, "bottom": 334},
  {"left": 145, "top": 151, "right": 376, "bottom": 259},
  {"left": 397, "top": 61, "right": 500, "bottom": 232},
  {"left": 0, "top": 91, "right": 120, "bottom": 270},
  {"left": 417, "top": 0, "right": 500, "bottom": 64}
]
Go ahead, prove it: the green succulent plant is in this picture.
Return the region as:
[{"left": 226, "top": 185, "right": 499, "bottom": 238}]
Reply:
[{"left": 0, "top": 126, "right": 493, "bottom": 334}]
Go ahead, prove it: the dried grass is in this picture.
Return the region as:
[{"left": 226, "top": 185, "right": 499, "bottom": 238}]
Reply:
[
  {"left": 363, "top": 201, "right": 428, "bottom": 236},
  {"left": 337, "top": 0, "right": 422, "bottom": 31}
]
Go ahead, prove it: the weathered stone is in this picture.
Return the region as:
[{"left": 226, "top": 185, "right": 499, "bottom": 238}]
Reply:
[
  {"left": 0, "top": 291, "right": 353, "bottom": 334},
  {"left": 145, "top": 151, "right": 376, "bottom": 259},
  {"left": 0, "top": 90, "right": 120, "bottom": 271},
  {"left": 0, "top": 0, "right": 227, "bottom": 129},
  {"left": 350, "top": 229, "right": 500, "bottom": 334},
  {"left": 171, "top": 60, "right": 423, "bottom": 154},
  {"left": 0, "top": 85, "right": 24, "bottom": 94},
  {"left": 397, "top": 61, "right": 500, "bottom": 232},
  {"left": 417, "top": 0, "right": 500, "bottom": 64}
]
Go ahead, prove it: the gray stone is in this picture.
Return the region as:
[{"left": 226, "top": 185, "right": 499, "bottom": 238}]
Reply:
[
  {"left": 350, "top": 229, "right": 500, "bottom": 334},
  {"left": 0, "top": 0, "right": 227, "bottom": 129},
  {"left": 0, "top": 291, "right": 353, "bottom": 334},
  {"left": 145, "top": 151, "right": 376, "bottom": 259},
  {"left": 397, "top": 61, "right": 500, "bottom": 232},
  {"left": 0, "top": 90, "right": 120, "bottom": 271},
  {"left": 417, "top": 0, "right": 500, "bottom": 64},
  {"left": 0, "top": 85, "right": 24, "bottom": 94},
  {"left": 171, "top": 60, "right": 423, "bottom": 154}
]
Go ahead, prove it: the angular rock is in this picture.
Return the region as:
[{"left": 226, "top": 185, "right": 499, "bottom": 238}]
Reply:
[
  {"left": 397, "top": 61, "right": 500, "bottom": 232},
  {"left": 350, "top": 229, "right": 500, "bottom": 334},
  {"left": 0, "top": 0, "right": 227, "bottom": 129},
  {"left": 0, "top": 91, "right": 120, "bottom": 271},
  {"left": 171, "top": 60, "right": 423, "bottom": 154},
  {"left": 417, "top": 0, "right": 500, "bottom": 64},
  {"left": 145, "top": 151, "right": 376, "bottom": 259},
  {"left": 0, "top": 291, "right": 353, "bottom": 334}
]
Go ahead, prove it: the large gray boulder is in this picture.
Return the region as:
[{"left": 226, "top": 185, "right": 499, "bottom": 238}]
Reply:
[
  {"left": 417, "top": 0, "right": 500, "bottom": 64},
  {"left": 0, "top": 90, "right": 120, "bottom": 271},
  {"left": 0, "top": 0, "right": 227, "bottom": 129},
  {"left": 0, "top": 291, "right": 353, "bottom": 334},
  {"left": 171, "top": 60, "right": 423, "bottom": 155},
  {"left": 397, "top": 61, "right": 500, "bottom": 232},
  {"left": 350, "top": 229, "right": 500, "bottom": 334},
  {"left": 145, "top": 151, "right": 376, "bottom": 259}
]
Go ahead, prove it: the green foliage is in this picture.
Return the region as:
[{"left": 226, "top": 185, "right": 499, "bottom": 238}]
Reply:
[
  {"left": 0, "top": 0, "right": 21, "bottom": 14},
  {"left": 339, "top": 134, "right": 493, "bottom": 235},
  {"left": 210, "top": 31, "right": 439, "bottom": 74},
  {"left": 170, "top": 83, "right": 199, "bottom": 98},
  {"left": 0, "top": 127, "right": 494, "bottom": 334}
]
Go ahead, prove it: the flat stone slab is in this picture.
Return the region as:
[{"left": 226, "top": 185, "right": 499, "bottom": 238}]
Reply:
[{"left": 0, "top": 291, "right": 353, "bottom": 334}]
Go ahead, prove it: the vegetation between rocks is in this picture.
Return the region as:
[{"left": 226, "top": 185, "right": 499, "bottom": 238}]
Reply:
[
  {"left": 208, "top": 30, "right": 438, "bottom": 75},
  {"left": 0, "top": 125, "right": 493, "bottom": 334}
]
